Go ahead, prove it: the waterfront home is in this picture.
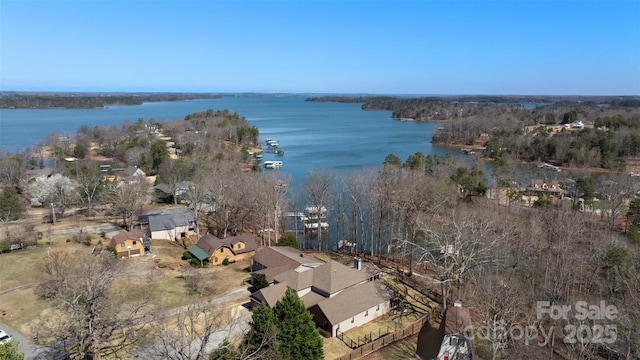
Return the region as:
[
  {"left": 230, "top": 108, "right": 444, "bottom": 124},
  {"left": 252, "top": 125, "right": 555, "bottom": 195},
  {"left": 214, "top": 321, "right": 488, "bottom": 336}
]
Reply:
[
  {"left": 526, "top": 179, "right": 564, "bottom": 197},
  {"left": 188, "top": 233, "right": 257, "bottom": 266},
  {"left": 250, "top": 249, "right": 393, "bottom": 337},
  {"left": 251, "top": 246, "right": 324, "bottom": 283},
  {"left": 109, "top": 231, "right": 151, "bottom": 258}
]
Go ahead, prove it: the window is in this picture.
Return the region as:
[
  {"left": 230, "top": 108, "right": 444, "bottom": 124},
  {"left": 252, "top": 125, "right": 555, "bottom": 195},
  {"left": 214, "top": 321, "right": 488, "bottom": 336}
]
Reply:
[
  {"left": 365, "top": 310, "right": 368, "bottom": 317},
  {"left": 376, "top": 304, "right": 380, "bottom": 311},
  {"left": 120, "top": 243, "right": 125, "bottom": 249},
  {"left": 220, "top": 248, "right": 224, "bottom": 253},
  {"left": 237, "top": 244, "right": 241, "bottom": 249},
  {"left": 132, "top": 240, "right": 137, "bottom": 246},
  {"left": 351, "top": 317, "right": 354, "bottom": 323},
  {"left": 214, "top": 257, "right": 218, "bottom": 263}
]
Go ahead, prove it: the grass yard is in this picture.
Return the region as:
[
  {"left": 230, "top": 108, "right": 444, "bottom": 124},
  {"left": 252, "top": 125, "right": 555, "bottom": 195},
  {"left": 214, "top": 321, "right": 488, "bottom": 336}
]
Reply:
[
  {"left": 0, "top": 288, "right": 56, "bottom": 337},
  {"left": 0, "top": 233, "right": 254, "bottom": 343}
]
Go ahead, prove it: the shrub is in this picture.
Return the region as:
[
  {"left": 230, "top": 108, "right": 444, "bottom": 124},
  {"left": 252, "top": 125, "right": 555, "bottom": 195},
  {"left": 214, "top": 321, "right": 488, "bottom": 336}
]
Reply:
[
  {"left": 222, "top": 258, "right": 229, "bottom": 266},
  {"left": 182, "top": 250, "right": 193, "bottom": 260},
  {"left": 253, "top": 273, "right": 269, "bottom": 291},
  {"left": 105, "top": 246, "right": 117, "bottom": 257},
  {"left": 276, "top": 233, "right": 298, "bottom": 248},
  {"left": 190, "top": 258, "right": 203, "bottom": 268}
]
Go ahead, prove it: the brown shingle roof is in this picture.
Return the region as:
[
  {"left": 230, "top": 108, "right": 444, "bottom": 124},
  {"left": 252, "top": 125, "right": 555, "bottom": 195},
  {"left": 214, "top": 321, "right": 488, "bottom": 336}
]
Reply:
[
  {"left": 196, "top": 233, "right": 257, "bottom": 256},
  {"left": 312, "top": 261, "right": 369, "bottom": 296},
  {"left": 110, "top": 231, "right": 145, "bottom": 248},
  {"left": 273, "top": 268, "right": 315, "bottom": 291},
  {"left": 300, "top": 291, "right": 327, "bottom": 308},
  {"left": 445, "top": 304, "right": 473, "bottom": 335},
  {"left": 251, "top": 282, "right": 288, "bottom": 307},
  {"left": 252, "top": 246, "right": 323, "bottom": 272},
  {"left": 317, "top": 281, "right": 394, "bottom": 325},
  {"left": 527, "top": 179, "right": 563, "bottom": 193}
]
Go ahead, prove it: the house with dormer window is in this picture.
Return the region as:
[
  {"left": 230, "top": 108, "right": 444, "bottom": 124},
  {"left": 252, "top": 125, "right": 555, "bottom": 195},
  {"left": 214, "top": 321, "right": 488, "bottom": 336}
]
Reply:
[
  {"left": 109, "top": 231, "right": 151, "bottom": 258},
  {"left": 188, "top": 233, "right": 257, "bottom": 265}
]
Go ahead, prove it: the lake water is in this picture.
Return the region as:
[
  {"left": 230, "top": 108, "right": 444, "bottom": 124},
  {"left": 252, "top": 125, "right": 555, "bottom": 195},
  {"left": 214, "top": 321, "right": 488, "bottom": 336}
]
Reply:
[{"left": 0, "top": 95, "right": 460, "bottom": 184}]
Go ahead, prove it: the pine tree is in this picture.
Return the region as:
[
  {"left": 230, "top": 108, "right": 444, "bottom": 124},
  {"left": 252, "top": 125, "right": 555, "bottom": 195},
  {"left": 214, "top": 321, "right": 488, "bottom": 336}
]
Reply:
[
  {"left": 273, "top": 288, "right": 324, "bottom": 360},
  {"left": 248, "top": 303, "right": 279, "bottom": 353},
  {"left": 0, "top": 187, "right": 25, "bottom": 221}
]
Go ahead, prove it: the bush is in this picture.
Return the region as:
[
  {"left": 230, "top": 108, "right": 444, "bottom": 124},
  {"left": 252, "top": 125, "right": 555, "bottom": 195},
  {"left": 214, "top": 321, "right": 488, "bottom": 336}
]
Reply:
[
  {"left": 105, "top": 246, "right": 117, "bottom": 257},
  {"left": 182, "top": 250, "right": 193, "bottom": 260},
  {"left": 253, "top": 273, "right": 269, "bottom": 291},
  {"left": 190, "top": 258, "right": 203, "bottom": 268},
  {"left": 222, "top": 258, "right": 229, "bottom": 266},
  {"left": 276, "top": 233, "right": 298, "bottom": 248}
]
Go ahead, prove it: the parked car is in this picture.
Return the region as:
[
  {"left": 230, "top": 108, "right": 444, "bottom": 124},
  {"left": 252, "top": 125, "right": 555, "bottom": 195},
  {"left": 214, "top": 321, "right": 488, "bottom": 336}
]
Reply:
[{"left": 0, "top": 329, "right": 12, "bottom": 343}]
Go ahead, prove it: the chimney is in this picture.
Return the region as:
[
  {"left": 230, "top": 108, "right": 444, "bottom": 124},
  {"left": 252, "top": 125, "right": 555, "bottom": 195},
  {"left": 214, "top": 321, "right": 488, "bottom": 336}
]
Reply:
[{"left": 354, "top": 256, "right": 362, "bottom": 270}]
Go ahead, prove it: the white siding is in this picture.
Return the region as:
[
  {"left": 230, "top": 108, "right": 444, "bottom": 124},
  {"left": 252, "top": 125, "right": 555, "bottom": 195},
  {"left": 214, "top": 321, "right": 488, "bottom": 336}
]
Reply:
[
  {"left": 332, "top": 300, "right": 391, "bottom": 337},
  {"left": 151, "top": 225, "right": 191, "bottom": 241}
]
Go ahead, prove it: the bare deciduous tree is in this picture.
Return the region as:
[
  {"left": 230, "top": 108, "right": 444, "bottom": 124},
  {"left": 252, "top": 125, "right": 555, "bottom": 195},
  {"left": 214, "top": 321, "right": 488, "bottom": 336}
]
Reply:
[
  {"left": 108, "top": 180, "right": 150, "bottom": 231},
  {"left": 141, "top": 299, "right": 250, "bottom": 360},
  {"left": 302, "top": 169, "right": 335, "bottom": 251},
  {"left": 33, "top": 251, "right": 150, "bottom": 359}
]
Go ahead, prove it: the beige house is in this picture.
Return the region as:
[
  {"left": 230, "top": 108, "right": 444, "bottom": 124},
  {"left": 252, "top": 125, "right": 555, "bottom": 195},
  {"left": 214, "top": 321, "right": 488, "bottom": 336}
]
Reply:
[
  {"left": 188, "top": 234, "right": 257, "bottom": 266},
  {"left": 109, "top": 231, "right": 151, "bottom": 258},
  {"left": 139, "top": 207, "right": 196, "bottom": 241},
  {"left": 250, "top": 248, "right": 395, "bottom": 337}
]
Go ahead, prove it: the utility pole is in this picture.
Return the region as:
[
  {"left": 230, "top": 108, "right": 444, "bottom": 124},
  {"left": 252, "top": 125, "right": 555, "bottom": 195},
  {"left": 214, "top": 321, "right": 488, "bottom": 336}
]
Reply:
[{"left": 51, "top": 203, "right": 56, "bottom": 224}]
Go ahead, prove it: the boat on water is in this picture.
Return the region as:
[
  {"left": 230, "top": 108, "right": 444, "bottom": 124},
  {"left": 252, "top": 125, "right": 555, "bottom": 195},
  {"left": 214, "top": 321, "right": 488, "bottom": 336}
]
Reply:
[
  {"left": 265, "top": 139, "right": 279, "bottom": 148},
  {"left": 274, "top": 148, "right": 285, "bottom": 156},
  {"left": 264, "top": 160, "right": 283, "bottom": 169}
]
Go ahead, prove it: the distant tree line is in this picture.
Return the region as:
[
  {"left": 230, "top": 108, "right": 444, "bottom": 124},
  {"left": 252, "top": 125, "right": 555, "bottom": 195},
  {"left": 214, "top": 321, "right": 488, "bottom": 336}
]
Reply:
[
  {"left": 307, "top": 95, "right": 640, "bottom": 121},
  {"left": 0, "top": 92, "right": 221, "bottom": 108}
]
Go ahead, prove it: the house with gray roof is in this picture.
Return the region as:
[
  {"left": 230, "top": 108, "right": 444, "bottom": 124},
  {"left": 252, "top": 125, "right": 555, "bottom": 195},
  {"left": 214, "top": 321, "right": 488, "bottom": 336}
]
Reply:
[
  {"left": 138, "top": 207, "right": 196, "bottom": 241},
  {"left": 123, "top": 166, "right": 146, "bottom": 184},
  {"left": 250, "top": 247, "right": 394, "bottom": 337}
]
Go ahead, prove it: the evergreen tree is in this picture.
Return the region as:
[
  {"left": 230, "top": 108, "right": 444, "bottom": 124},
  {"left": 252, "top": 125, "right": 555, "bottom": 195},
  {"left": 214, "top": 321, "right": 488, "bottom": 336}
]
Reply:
[
  {"left": 253, "top": 273, "right": 269, "bottom": 291},
  {"left": 383, "top": 153, "right": 402, "bottom": 166},
  {"left": 0, "top": 187, "right": 26, "bottom": 221},
  {"left": 0, "top": 340, "right": 24, "bottom": 360},
  {"left": 273, "top": 288, "right": 324, "bottom": 360},
  {"left": 246, "top": 303, "right": 281, "bottom": 359},
  {"left": 276, "top": 233, "right": 298, "bottom": 248}
]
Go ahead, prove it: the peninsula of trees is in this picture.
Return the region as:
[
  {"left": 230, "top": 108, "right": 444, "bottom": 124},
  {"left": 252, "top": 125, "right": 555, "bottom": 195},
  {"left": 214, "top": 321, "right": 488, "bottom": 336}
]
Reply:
[
  {"left": 0, "top": 92, "right": 222, "bottom": 109},
  {"left": 309, "top": 95, "right": 640, "bottom": 172}
]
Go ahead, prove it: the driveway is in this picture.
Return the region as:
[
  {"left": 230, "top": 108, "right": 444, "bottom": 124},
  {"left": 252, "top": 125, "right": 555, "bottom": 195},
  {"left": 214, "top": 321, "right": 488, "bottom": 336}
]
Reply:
[{"left": 0, "top": 320, "right": 43, "bottom": 359}]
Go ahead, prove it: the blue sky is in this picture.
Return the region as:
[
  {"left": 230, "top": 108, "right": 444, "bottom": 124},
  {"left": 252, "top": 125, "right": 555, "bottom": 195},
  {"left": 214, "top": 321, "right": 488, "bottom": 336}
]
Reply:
[{"left": 1, "top": 0, "right": 639, "bottom": 95}]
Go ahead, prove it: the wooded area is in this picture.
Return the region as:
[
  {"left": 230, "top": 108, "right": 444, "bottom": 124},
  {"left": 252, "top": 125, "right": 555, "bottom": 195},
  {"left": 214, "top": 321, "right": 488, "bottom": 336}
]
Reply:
[{"left": 0, "top": 92, "right": 221, "bottom": 108}]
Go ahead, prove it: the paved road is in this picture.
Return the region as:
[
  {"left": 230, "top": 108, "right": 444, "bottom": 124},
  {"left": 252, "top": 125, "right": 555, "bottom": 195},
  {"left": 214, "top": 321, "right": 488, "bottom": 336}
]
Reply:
[
  {"left": 49, "top": 223, "right": 123, "bottom": 238},
  {"left": 0, "top": 320, "right": 43, "bottom": 359},
  {"left": 0, "top": 285, "right": 252, "bottom": 360}
]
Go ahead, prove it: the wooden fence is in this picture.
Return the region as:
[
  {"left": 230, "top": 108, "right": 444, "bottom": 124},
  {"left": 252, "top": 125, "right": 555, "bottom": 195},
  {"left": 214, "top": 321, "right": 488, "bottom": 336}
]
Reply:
[{"left": 334, "top": 314, "right": 429, "bottom": 360}]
